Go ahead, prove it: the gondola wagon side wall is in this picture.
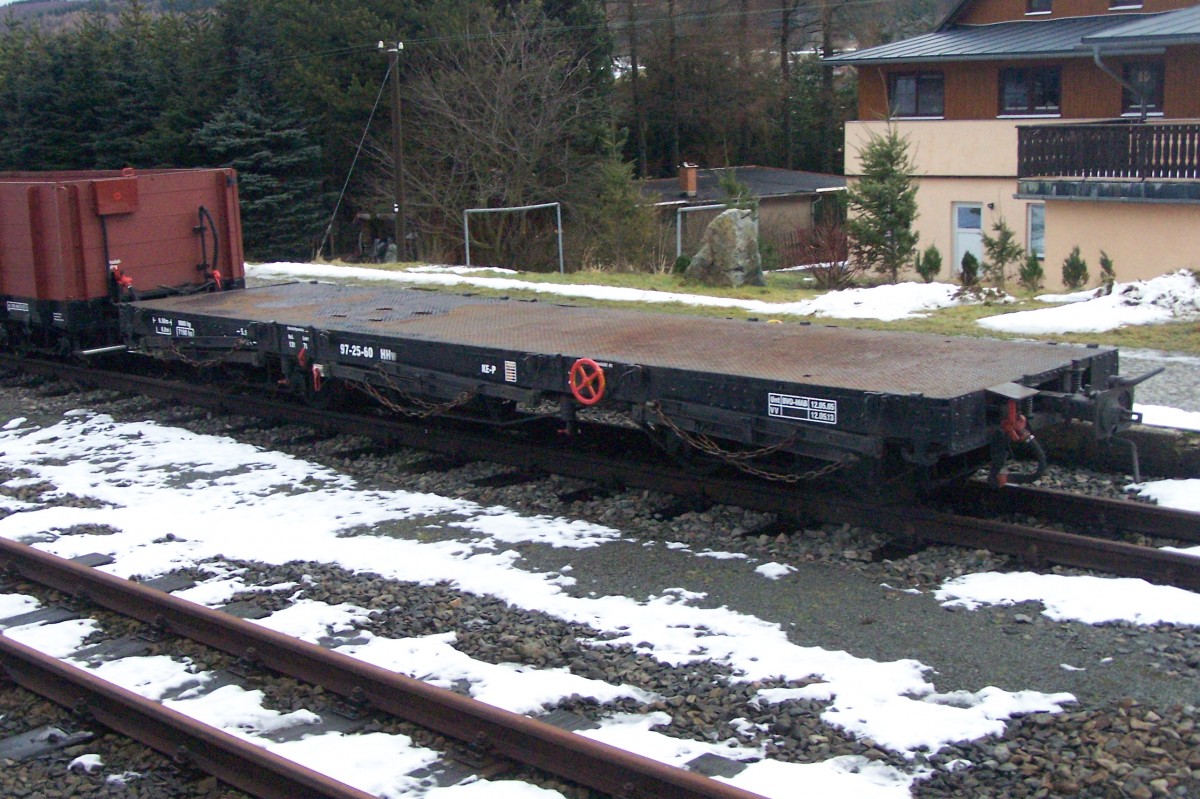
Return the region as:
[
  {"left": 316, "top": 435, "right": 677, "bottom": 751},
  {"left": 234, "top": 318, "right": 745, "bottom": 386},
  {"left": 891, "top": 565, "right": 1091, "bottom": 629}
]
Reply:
[
  {"left": 0, "top": 181, "right": 92, "bottom": 301},
  {"left": 0, "top": 168, "right": 245, "bottom": 305},
  {"left": 92, "top": 169, "right": 246, "bottom": 293}
]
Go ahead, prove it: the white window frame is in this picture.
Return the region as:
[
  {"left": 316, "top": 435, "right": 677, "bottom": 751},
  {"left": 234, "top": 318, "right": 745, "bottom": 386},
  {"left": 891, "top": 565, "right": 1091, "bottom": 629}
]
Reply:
[{"left": 1027, "top": 203, "right": 1046, "bottom": 260}]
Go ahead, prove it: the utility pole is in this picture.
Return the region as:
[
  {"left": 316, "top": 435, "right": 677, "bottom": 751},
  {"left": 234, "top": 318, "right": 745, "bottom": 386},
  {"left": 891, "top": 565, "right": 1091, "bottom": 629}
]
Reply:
[{"left": 385, "top": 41, "right": 407, "bottom": 261}]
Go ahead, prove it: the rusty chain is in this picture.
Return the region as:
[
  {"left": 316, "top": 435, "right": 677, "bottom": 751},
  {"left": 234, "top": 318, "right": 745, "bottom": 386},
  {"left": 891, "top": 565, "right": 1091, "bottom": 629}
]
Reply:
[
  {"left": 350, "top": 368, "right": 477, "bottom": 419},
  {"left": 159, "top": 338, "right": 251, "bottom": 368},
  {"left": 646, "top": 400, "right": 847, "bottom": 483}
]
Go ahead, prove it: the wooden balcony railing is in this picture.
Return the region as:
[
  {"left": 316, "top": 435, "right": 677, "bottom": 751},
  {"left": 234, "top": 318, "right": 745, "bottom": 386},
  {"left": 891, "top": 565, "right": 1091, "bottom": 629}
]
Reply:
[{"left": 1018, "top": 123, "right": 1200, "bottom": 180}]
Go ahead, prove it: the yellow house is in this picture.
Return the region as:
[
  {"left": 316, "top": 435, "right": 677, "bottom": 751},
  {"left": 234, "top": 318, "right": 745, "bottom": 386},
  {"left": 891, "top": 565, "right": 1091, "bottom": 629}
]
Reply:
[{"left": 826, "top": 0, "right": 1200, "bottom": 287}]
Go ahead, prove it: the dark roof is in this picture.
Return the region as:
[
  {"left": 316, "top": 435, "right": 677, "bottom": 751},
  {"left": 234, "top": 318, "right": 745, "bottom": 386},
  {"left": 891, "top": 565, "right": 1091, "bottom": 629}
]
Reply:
[
  {"left": 639, "top": 166, "right": 845, "bottom": 206},
  {"left": 824, "top": 13, "right": 1157, "bottom": 66},
  {"left": 1082, "top": 5, "right": 1200, "bottom": 47}
]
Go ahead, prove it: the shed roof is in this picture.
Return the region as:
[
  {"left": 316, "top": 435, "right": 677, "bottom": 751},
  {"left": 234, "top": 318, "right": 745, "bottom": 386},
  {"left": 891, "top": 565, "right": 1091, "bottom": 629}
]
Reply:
[
  {"left": 824, "top": 13, "right": 1158, "bottom": 66},
  {"left": 640, "top": 166, "right": 845, "bottom": 206}
]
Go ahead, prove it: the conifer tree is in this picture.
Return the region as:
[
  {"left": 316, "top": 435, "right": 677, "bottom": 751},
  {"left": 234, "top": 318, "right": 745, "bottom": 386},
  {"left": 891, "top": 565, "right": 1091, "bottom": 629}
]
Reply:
[
  {"left": 981, "top": 217, "right": 1023, "bottom": 290},
  {"left": 1061, "top": 246, "right": 1090, "bottom": 290},
  {"left": 915, "top": 244, "right": 942, "bottom": 283},
  {"left": 1018, "top": 253, "right": 1044, "bottom": 292},
  {"left": 960, "top": 251, "right": 980, "bottom": 286},
  {"left": 1099, "top": 250, "right": 1117, "bottom": 293},
  {"left": 846, "top": 127, "right": 919, "bottom": 283},
  {"left": 194, "top": 50, "right": 328, "bottom": 261},
  {"left": 0, "top": 26, "right": 75, "bottom": 169},
  {"left": 573, "top": 133, "right": 663, "bottom": 271}
]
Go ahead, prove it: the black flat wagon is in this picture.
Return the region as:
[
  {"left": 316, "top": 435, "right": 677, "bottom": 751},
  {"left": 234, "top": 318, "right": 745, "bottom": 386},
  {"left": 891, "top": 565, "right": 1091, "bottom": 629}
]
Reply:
[{"left": 119, "top": 281, "right": 1150, "bottom": 491}]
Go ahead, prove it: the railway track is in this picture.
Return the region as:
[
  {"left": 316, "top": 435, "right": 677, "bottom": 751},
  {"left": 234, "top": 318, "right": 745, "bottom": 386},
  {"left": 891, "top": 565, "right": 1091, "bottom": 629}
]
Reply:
[
  {"left": 7, "top": 352, "right": 1196, "bottom": 592},
  {"left": 1, "top": 353, "right": 1199, "bottom": 798},
  {"left": 0, "top": 538, "right": 765, "bottom": 799}
]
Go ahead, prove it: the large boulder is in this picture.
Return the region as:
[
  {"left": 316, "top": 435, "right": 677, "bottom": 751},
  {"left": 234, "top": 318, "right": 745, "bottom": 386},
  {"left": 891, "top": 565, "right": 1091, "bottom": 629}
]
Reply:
[{"left": 683, "top": 208, "right": 764, "bottom": 287}]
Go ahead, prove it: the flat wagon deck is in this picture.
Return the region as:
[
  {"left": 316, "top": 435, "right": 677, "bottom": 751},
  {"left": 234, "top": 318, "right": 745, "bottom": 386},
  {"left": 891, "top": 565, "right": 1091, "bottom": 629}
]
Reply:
[{"left": 121, "top": 281, "right": 1135, "bottom": 482}]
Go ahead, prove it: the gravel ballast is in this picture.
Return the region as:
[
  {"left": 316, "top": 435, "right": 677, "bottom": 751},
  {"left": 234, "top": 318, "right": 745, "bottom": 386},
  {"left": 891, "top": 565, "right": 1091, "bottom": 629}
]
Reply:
[{"left": 0, "top": 361, "right": 1197, "bottom": 799}]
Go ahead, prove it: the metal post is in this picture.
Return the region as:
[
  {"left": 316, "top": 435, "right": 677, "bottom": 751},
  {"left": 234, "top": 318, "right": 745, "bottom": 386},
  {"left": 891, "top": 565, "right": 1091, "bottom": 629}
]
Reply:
[
  {"left": 555, "top": 203, "right": 564, "bottom": 274},
  {"left": 674, "top": 204, "right": 726, "bottom": 259},
  {"left": 387, "top": 41, "right": 407, "bottom": 261},
  {"left": 464, "top": 211, "right": 472, "bottom": 268}
]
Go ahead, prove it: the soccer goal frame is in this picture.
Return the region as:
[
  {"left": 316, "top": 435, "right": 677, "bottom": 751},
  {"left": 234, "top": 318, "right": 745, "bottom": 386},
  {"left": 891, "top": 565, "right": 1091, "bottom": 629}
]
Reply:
[{"left": 463, "top": 202, "right": 564, "bottom": 273}]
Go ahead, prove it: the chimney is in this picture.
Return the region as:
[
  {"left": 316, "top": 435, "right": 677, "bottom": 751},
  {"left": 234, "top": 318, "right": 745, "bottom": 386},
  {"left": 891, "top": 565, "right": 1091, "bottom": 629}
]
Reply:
[{"left": 678, "top": 162, "right": 698, "bottom": 197}]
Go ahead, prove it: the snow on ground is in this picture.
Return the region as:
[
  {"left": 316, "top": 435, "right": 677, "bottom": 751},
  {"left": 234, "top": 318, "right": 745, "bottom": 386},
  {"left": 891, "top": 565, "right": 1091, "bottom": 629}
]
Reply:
[
  {"left": 249, "top": 263, "right": 988, "bottom": 321},
  {"left": 250, "top": 263, "right": 1200, "bottom": 334},
  {"left": 1137, "top": 405, "right": 1200, "bottom": 432},
  {"left": 978, "top": 270, "right": 1200, "bottom": 334},
  {"left": 1133, "top": 479, "right": 1200, "bottom": 514},
  {"left": 0, "top": 411, "right": 1086, "bottom": 797},
  {"left": 936, "top": 573, "right": 1200, "bottom": 625}
]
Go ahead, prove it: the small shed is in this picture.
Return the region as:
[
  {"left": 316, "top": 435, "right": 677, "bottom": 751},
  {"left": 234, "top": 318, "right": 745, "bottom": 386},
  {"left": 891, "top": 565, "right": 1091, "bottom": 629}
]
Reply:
[{"left": 639, "top": 165, "right": 845, "bottom": 266}]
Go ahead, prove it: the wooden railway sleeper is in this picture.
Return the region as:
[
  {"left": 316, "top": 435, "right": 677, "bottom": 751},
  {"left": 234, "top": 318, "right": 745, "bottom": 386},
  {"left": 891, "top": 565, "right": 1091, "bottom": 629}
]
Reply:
[{"left": 329, "top": 686, "right": 370, "bottom": 721}]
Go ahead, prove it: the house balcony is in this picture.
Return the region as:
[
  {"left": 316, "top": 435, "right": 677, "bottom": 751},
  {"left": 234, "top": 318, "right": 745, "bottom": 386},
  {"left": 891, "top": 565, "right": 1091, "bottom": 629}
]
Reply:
[{"left": 1017, "top": 121, "right": 1200, "bottom": 203}]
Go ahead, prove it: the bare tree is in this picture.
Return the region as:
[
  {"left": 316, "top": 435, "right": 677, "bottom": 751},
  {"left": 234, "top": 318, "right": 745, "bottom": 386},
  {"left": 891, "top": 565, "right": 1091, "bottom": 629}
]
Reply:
[{"left": 366, "top": 4, "right": 606, "bottom": 266}]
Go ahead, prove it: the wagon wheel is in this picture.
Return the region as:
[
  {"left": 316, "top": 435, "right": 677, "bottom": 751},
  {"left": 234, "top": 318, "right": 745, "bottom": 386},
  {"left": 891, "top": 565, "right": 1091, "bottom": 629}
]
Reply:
[{"left": 638, "top": 421, "right": 722, "bottom": 475}]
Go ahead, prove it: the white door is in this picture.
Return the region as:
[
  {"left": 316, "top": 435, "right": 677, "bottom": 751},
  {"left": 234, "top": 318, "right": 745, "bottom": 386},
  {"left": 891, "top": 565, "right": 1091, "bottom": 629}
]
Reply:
[{"left": 952, "top": 203, "right": 984, "bottom": 275}]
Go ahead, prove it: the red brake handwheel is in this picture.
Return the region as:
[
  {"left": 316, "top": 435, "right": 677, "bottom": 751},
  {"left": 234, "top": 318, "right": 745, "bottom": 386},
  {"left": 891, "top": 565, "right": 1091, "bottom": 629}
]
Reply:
[{"left": 568, "top": 358, "right": 606, "bottom": 406}]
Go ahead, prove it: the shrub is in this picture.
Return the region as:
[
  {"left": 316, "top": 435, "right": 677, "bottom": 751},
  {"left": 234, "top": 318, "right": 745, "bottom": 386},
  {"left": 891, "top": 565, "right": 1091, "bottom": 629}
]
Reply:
[
  {"left": 673, "top": 255, "right": 691, "bottom": 275},
  {"left": 796, "top": 221, "right": 856, "bottom": 290},
  {"left": 1018, "top": 253, "right": 1044, "bottom": 292},
  {"left": 759, "top": 239, "right": 781, "bottom": 272},
  {"left": 1099, "top": 250, "right": 1116, "bottom": 293},
  {"left": 915, "top": 244, "right": 942, "bottom": 283},
  {"left": 1062, "top": 246, "right": 1089, "bottom": 290},
  {"left": 981, "top": 217, "right": 1024, "bottom": 290},
  {"left": 960, "top": 251, "right": 980, "bottom": 287}
]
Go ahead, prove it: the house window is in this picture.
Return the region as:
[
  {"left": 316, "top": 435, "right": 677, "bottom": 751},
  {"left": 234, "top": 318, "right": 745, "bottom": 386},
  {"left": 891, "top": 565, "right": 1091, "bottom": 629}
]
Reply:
[
  {"left": 1027, "top": 0, "right": 1051, "bottom": 14},
  {"left": 889, "top": 72, "right": 944, "bottom": 118},
  {"left": 1109, "top": 0, "right": 1142, "bottom": 9},
  {"left": 999, "top": 67, "right": 1061, "bottom": 116},
  {"left": 1122, "top": 61, "right": 1164, "bottom": 115},
  {"left": 1027, "top": 203, "right": 1045, "bottom": 260}
]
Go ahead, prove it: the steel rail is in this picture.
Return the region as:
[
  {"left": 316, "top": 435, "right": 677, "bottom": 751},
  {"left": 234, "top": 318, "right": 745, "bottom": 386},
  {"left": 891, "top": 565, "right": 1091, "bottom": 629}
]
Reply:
[
  {"left": 0, "top": 634, "right": 378, "bottom": 799},
  {"left": 0, "top": 538, "right": 768, "bottom": 799},
  {"left": 5, "top": 355, "right": 1199, "bottom": 590},
  {"left": 942, "top": 480, "right": 1200, "bottom": 543},
  {"left": 853, "top": 504, "right": 1200, "bottom": 591}
]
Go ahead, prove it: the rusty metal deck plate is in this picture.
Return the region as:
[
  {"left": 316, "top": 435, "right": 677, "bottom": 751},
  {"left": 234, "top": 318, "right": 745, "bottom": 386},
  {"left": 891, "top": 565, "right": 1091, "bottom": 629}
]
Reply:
[{"left": 134, "top": 283, "right": 1111, "bottom": 399}]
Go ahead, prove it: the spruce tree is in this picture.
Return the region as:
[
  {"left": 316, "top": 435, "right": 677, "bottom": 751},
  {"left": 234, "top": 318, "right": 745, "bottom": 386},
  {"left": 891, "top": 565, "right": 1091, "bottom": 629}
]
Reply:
[
  {"left": 981, "top": 217, "right": 1023, "bottom": 290},
  {"left": 1099, "top": 250, "right": 1117, "bottom": 293},
  {"left": 915, "top": 244, "right": 942, "bottom": 283},
  {"left": 1061, "top": 246, "right": 1090, "bottom": 290},
  {"left": 846, "top": 127, "right": 919, "bottom": 284},
  {"left": 573, "top": 132, "right": 663, "bottom": 271},
  {"left": 194, "top": 50, "right": 328, "bottom": 261},
  {"left": 1018, "top": 253, "right": 1044, "bottom": 292}
]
